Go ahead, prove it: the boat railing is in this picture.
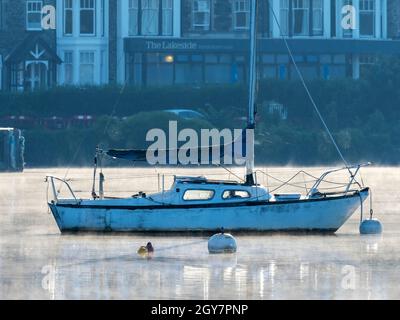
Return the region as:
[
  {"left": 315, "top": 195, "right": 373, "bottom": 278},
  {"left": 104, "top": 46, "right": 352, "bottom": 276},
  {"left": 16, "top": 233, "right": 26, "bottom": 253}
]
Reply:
[
  {"left": 255, "top": 163, "right": 370, "bottom": 196},
  {"left": 306, "top": 163, "right": 371, "bottom": 197},
  {"left": 45, "top": 176, "right": 79, "bottom": 204}
]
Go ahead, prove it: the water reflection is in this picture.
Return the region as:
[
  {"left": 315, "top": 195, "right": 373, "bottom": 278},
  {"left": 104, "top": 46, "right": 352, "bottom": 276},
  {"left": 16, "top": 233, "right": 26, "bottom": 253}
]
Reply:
[
  {"left": 33, "top": 233, "right": 396, "bottom": 300},
  {"left": 1, "top": 168, "right": 400, "bottom": 300}
]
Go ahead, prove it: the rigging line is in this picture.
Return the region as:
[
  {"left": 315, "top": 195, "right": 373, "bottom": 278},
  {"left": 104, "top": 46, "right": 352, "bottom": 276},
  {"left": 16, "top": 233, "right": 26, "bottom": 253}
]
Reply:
[
  {"left": 217, "top": 164, "right": 245, "bottom": 183},
  {"left": 60, "top": 48, "right": 128, "bottom": 186},
  {"left": 267, "top": 1, "right": 350, "bottom": 170}
]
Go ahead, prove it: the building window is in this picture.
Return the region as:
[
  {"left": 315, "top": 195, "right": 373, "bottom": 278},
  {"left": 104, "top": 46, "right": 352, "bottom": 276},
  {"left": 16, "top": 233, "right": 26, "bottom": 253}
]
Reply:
[
  {"left": 359, "top": 54, "right": 376, "bottom": 76},
  {"left": 193, "top": 0, "right": 211, "bottom": 31},
  {"left": 142, "top": 0, "right": 159, "bottom": 35},
  {"left": 64, "top": 0, "right": 73, "bottom": 35},
  {"left": 280, "top": 0, "right": 289, "bottom": 36},
  {"left": 64, "top": 51, "right": 74, "bottom": 85},
  {"left": 146, "top": 53, "right": 174, "bottom": 86},
  {"left": 26, "top": 0, "right": 43, "bottom": 30},
  {"left": 342, "top": 0, "right": 353, "bottom": 38},
  {"left": 233, "top": 0, "right": 250, "bottom": 30},
  {"left": 80, "top": 0, "right": 95, "bottom": 35},
  {"left": 162, "top": 0, "right": 173, "bottom": 35},
  {"left": 360, "top": 0, "right": 375, "bottom": 37},
  {"left": 129, "top": 0, "right": 139, "bottom": 35},
  {"left": 0, "top": 0, "right": 5, "bottom": 30},
  {"left": 205, "top": 54, "right": 232, "bottom": 84},
  {"left": 79, "top": 51, "right": 95, "bottom": 84},
  {"left": 100, "top": 0, "right": 105, "bottom": 36},
  {"left": 292, "top": 0, "right": 309, "bottom": 36},
  {"left": 0, "top": 54, "right": 2, "bottom": 90},
  {"left": 312, "top": 0, "right": 323, "bottom": 35},
  {"left": 129, "top": 0, "right": 173, "bottom": 36}
]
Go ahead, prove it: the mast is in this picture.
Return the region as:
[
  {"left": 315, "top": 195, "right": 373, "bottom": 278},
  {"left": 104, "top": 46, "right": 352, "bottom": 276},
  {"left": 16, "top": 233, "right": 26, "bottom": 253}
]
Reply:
[{"left": 245, "top": 0, "right": 257, "bottom": 185}]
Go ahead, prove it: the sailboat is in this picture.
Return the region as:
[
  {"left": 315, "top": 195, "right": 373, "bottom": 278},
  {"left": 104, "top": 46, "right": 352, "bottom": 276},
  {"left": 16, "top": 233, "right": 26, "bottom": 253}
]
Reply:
[{"left": 47, "top": 0, "right": 370, "bottom": 233}]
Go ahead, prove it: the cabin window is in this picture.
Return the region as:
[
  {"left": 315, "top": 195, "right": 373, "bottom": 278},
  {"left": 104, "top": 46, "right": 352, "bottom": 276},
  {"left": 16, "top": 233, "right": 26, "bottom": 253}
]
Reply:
[
  {"left": 222, "top": 190, "right": 251, "bottom": 200},
  {"left": 183, "top": 189, "right": 214, "bottom": 201}
]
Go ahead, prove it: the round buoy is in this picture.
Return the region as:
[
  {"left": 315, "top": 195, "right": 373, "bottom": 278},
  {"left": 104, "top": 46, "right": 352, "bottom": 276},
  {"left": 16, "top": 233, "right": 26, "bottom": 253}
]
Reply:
[
  {"left": 360, "top": 219, "right": 383, "bottom": 235},
  {"left": 208, "top": 233, "right": 237, "bottom": 254}
]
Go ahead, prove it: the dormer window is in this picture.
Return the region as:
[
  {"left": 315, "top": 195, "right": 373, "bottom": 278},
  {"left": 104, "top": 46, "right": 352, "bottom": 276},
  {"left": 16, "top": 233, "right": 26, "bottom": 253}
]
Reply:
[{"left": 26, "top": 0, "right": 43, "bottom": 31}]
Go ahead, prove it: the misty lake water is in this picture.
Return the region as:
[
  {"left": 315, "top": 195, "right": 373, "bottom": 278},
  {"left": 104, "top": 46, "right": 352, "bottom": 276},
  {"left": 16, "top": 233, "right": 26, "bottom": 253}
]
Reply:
[{"left": 0, "top": 167, "right": 399, "bottom": 300}]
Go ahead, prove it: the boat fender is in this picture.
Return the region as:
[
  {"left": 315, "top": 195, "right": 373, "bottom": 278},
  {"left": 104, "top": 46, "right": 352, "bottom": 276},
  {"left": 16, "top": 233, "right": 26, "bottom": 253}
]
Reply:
[
  {"left": 208, "top": 232, "right": 237, "bottom": 254},
  {"left": 360, "top": 219, "right": 383, "bottom": 235}
]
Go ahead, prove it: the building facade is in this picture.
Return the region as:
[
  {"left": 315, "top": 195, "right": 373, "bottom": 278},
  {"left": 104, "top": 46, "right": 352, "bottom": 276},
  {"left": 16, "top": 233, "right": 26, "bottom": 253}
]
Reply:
[
  {"left": 119, "top": 0, "right": 400, "bottom": 87},
  {"left": 56, "top": 0, "right": 109, "bottom": 86},
  {"left": 1, "top": 0, "right": 400, "bottom": 91},
  {"left": 0, "top": 0, "right": 60, "bottom": 91}
]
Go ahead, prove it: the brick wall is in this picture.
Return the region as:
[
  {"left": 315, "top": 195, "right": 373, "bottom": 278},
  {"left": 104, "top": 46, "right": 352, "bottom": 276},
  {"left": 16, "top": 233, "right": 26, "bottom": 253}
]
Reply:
[{"left": 388, "top": 0, "right": 400, "bottom": 39}]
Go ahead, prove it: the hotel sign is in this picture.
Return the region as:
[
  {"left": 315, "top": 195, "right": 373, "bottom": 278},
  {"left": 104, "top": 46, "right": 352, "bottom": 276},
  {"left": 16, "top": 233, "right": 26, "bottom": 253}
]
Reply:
[
  {"left": 125, "top": 38, "right": 247, "bottom": 53},
  {"left": 145, "top": 40, "right": 199, "bottom": 50},
  {"left": 125, "top": 38, "right": 400, "bottom": 55}
]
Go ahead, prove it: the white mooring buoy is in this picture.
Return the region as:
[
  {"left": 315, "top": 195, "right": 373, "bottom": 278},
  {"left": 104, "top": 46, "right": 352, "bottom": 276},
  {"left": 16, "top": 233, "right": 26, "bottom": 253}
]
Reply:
[
  {"left": 360, "top": 219, "right": 383, "bottom": 235},
  {"left": 208, "top": 229, "right": 237, "bottom": 254},
  {"left": 359, "top": 192, "right": 382, "bottom": 235}
]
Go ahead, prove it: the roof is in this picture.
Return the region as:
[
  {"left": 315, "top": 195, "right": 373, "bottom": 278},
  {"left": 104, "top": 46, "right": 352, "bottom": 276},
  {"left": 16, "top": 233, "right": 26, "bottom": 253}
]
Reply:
[{"left": 5, "top": 33, "right": 62, "bottom": 64}]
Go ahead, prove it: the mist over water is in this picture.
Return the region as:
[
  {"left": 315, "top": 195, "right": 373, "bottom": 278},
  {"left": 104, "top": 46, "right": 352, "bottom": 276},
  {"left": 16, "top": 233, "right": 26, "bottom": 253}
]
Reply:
[{"left": 0, "top": 167, "right": 399, "bottom": 300}]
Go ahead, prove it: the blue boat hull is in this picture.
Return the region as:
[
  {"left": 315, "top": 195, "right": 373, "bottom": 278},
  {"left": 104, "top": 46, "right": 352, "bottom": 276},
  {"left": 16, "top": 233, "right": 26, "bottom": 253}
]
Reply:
[{"left": 49, "top": 189, "right": 369, "bottom": 233}]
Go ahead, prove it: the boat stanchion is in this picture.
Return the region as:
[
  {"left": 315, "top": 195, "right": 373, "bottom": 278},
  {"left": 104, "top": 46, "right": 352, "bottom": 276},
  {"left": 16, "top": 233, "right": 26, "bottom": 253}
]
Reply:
[
  {"left": 208, "top": 228, "right": 237, "bottom": 254},
  {"left": 360, "top": 192, "right": 382, "bottom": 235}
]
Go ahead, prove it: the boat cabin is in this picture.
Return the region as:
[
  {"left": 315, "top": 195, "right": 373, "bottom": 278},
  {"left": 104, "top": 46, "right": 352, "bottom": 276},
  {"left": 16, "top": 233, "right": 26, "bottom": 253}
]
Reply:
[{"left": 148, "top": 176, "right": 271, "bottom": 205}]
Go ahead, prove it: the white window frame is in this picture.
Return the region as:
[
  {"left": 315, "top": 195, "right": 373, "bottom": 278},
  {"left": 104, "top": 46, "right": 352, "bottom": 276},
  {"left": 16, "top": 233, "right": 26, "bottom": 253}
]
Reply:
[
  {"left": 162, "top": 0, "right": 173, "bottom": 36},
  {"left": 360, "top": 0, "right": 375, "bottom": 37},
  {"left": 63, "top": 51, "right": 74, "bottom": 85},
  {"left": 141, "top": 0, "right": 159, "bottom": 36},
  {"left": 79, "top": 51, "right": 95, "bottom": 85},
  {"left": 80, "top": 0, "right": 96, "bottom": 36},
  {"left": 280, "top": 0, "right": 289, "bottom": 36},
  {"left": 312, "top": 0, "right": 323, "bottom": 35},
  {"left": 128, "top": 0, "right": 139, "bottom": 35},
  {"left": 100, "top": 0, "right": 105, "bottom": 36},
  {"left": 64, "top": 0, "right": 73, "bottom": 35},
  {"left": 292, "top": 0, "right": 310, "bottom": 36},
  {"left": 26, "top": 0, "right": 43, "bottom": 31},
  {"left": 233, "top": 0, "right": 250, "bottom": 30},
  {"left": 192, "top": 0, "right": 211, "bottom": 31}
]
